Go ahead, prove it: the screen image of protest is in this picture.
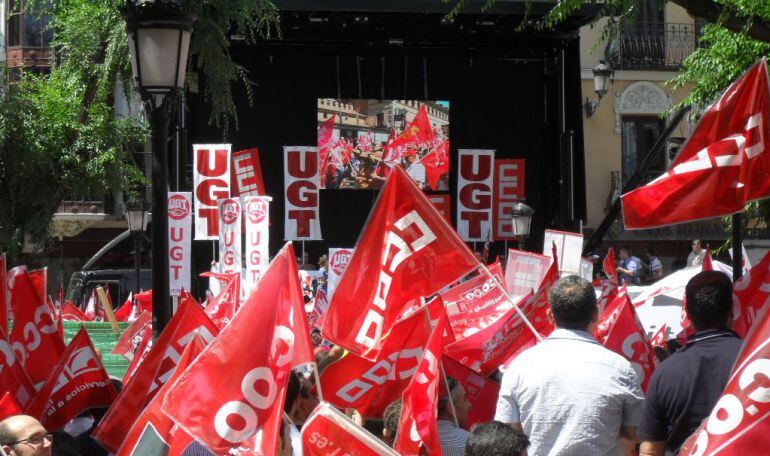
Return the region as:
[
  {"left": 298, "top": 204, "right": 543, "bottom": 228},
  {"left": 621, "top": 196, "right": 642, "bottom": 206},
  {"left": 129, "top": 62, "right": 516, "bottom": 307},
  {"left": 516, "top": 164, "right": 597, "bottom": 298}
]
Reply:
[{"left": 318, "top": 98, "right": 450, "bottom": 190}]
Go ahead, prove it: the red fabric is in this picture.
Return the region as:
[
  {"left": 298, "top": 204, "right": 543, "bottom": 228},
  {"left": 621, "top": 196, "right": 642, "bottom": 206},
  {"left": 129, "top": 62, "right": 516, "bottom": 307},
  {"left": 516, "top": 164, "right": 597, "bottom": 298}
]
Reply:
[
  {"left": 26, "top": 328, "right": 117, "bottom": 430},
  {"left": 230, "top": 147, "right": 266, "bottom": 196},
  {"left": 733, "top": 249, "right": 770, "bottom": 337},
  {"left": 9, "top": 270, "right": 66, "bottom": 388},
  {"left": 112, "top": 311, "right": 152, "bottom": 362},
  {"left": 60, "top": 301, "right": 93, "bottom": 322},
  {"left": 604, "top": 248, "right": 618, "bottom": 284},
  {"left": 703, "top": 249, "right": 714, "bottom": 271},
  {"left": 302, "top": 402, "right": 399, "bottom": 455},
  {"left": 27, "top": 268, "right": 47, "bottom": 308},
  {"left": 319, "top": 307, "right": 433, "bottom": 419},
  {"left": 0, "top": 252, "right": 6, "bottom": 333},
  {"left": 441, "top": 262, "right": 508, "bottom": 340},
  {"left": 199, "top": 272, "right": 240, "bottom": 329},
  {"left": 322, "top": 166, "right": 478, "bottom": 360},
  {"left": 122, "top": 323, "right": 153, "bottom": 384},
  {"left": 394, "top": 312, "right": 446, "bottom": 456},
  {"left": 115, "top": 290, "right": 153, "bottom": 322},
  {"left": 650, "top": 324, "right": 669, "bottom": 350},
  {"left": 161, "top": 243, "right": 304, "bottom": 455},
  {"left": 93, "top": 298, "right": 219, "bottom": 453},
  {"left": 441, "top": 356, "right": 500, "bottom": 430},
  {"left": 318, "top": 115, "right": 337, "bottom": 187},
  {"left": 622, "top": 60, "right": 770, "bottom": 229},
  {"left": 421, "top": 139, "right": 450, "bottom": 190},
  {"left": 0, "top": 391, "right": 21, "bottom": 421},
  {"left": 679, "top": 303, "right": 770, "bottom": 455},
  {"left": 601, "top": 294, "right": 658, "bottom": 392},
  {"left": 0, "top": 326, "right": 35, "bottom": 409},
  {"left": 594, "top": 285, "right": 629, "bottom": 344},
  {"left": 117, "top": 335, "right": 206, "bottom": 456},
  {"left": 389, "top": 104, "right": 436, "bottom": 150}
]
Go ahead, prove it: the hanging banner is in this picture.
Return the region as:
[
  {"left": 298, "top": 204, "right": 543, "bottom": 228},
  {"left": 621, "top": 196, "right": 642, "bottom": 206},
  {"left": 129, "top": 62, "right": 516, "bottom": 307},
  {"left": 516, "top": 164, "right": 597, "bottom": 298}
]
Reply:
[
  {"left": 168, "top": 192, "right": 192, "bottom": 296},
  {"left": 217, "top": 198, "right": 242, "bottom": 275},
  {"left": 284, "top": 146, "right": 322, "bottom": 240},
  {"left": 543, "top": 229, "right": 584, "bottom": 276},
  {"left": 493, "top": 159, "right": 526, "bottom": 241},
  {"left": 457, "top": 149, "right": 495, "bottom": 241},
  {"left": 327, "top": 248, "right": 354, "bottom": 299},
  {"left": 230, "top": 147, "right": 266, "bottom": 197},
  {"left": 193, "top": 144, "right": 231, "bottom": 240},
  {"left": 426, "top": 194, "right": 451, "bottom": 225},
  {"left": 242, "top": 196, "right": 270, "bottom": 296}
]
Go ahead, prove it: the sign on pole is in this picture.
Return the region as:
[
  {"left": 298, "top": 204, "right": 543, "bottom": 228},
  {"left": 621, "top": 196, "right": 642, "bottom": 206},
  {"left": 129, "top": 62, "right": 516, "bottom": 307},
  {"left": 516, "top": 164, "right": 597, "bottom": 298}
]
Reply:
[
  {"left": 231, "top": 147, "right": 266, "bottom": 197},
  {"left": 243, "top": 196, "right": 270, "bottom": 296},
  {"left": 284, "top": 146, "right": 322, "bottom": 240},
  {"left": 217, "top": 198, "right": 242, "bottom": 275},
  {"left": 327, "top": 248, "right": 354, "bottom": 299},
  {"left": 493, "top": 159, "right": 526, "bottom": 240},
  {"left": 193, "top": 144, "right": 231, "bottom": 240},
  {"left": 543, "top": 229, "right": 584, "bottom": 276},
  {"left": 167, "top": 192, "right": 192, "bottom": 296},
  {"left": 457, "top": 149, "right": 495, "bottom": 241}
]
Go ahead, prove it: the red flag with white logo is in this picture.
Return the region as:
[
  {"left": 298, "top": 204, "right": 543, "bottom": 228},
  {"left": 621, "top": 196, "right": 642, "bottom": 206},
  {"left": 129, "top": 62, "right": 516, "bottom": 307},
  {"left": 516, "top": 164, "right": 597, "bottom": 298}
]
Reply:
[
  {"left": 442, "top": 355, "right": 500, "bottom": 430},
  {"left": 122, "top": 322, "right": 153, "bottom": 384},
  {"left": 60, "top": 301, "right": 93, "bottom": 322},
  {"left": 200, "top": 271, "right": 240, "bottom": 330},
  {"left": 302, "top": 402, "right": 399, "bottom": 456},
  {"left": 117, "top": 334, "right": 207, "bottom": 456},
  {"left": 622, "top": 60, "right": 770, "bottom": 229},
  {"left": 26, "top": 328, "right": 117, "bottom": 430},
  {"left": 442, "top": 262, "right": 509, "bottom": 339},
  {"left": 93, "top": 297, "right": 219, "bottom": 453},
  {"left": 650, "top": 324, "right": 669, "bottom": 350},
  {"left": 161, "top": 243, "right": 307, "bottom": 455},
  {"left": 319, "top": 305, "right": 433, "bottom": 419},
  {"left": 0, "top": 326, "right": 35, "bottom": 409},
  {"left": 112, "top": 312, "right": 152, "bottom": 362},
  {"left": 594, "top": 285, "right": 630, "bottom": 344},
  {"left": 679, "top": 305, "right": 770, "bottom": 455},
  {"left": 733, "top": 249, "right": 770, "bottom": 337},
  {"left": 322, "top": 165, "right": 478, "bottom": 360},
  {"left": 9, "top": 270, "right": 66, "bottom": 389},
  {"left": 0, "top": 391, "right": 22, "bottom": 421},
  {"left": 115, "top": 290, "right": 153, "bottom": 322},
  {"left": 394, "top": 312, "right": 446, "bottom": 456}
]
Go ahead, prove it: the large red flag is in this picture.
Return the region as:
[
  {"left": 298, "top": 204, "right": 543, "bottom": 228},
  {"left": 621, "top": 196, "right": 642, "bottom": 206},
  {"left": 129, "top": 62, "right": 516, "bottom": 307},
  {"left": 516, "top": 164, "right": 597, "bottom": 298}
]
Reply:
[
  {"left": 622, "top": 60, "right": 770, "bottom": 229},
  {"left": 302, "top": 402, "right": 399, "bottom": 456},
  {"left": 9, "top": 270, "right": 66, "bottom": 388},
  {"left": 60, "top": 301, "right": 93, "bottom": 322},
  {"left": 319, "top": 305, "right": 433, "bottom": 419},
  {"left": 0, "top": 252, "right": 7, "bottom": 333},
  {"left": 732, "top": 249, "right": 770, "bottom": 337},
  {"left": 112, "top": 311, "right": 152, "bottom": 362},
  {"left": 442, "top": 355, "right": 500, "bottom": 430},
  {"left": 442, "top": 262, "right": 509, "bottom": 340},
  {"left": 161, "top": 243, "right": 307, "bottom": 455},
  {"left": 93, "top": 297, "right": 218, "bottom": 453},
  {"left": 117, "top": 334, "right": 206, "bottom": 456},
  {"left": 394, "top": 312, "right": 446, "bottom": 456},
  {"left": 26, "top": 328, "right": 117, "bottom": 430},
  {"left": 0, "top": 392, "right": 22, "bottom": 421},
  {"left": 0, "top": 326, "right": 35, "bottom": 409},
  {"left": 679, "top": 306, "right": 770, "bottom": 455},
  {"left": 323, "top": 165, "right": 478, "bottom": 360}
]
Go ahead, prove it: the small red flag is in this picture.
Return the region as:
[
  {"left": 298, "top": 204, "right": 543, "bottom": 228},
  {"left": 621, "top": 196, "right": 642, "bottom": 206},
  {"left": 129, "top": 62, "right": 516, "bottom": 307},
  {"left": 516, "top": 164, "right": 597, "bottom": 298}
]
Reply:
[
  {"left": 0, "top": 326, "right": 35, "bottom": 409},
  {"left": 115, "top": 290, "right": 153, "bottom": 322},
  {"left": 604, "top": 248, "right": 618, "bottom": 284},
  {"left": 421, "top": 139, "right": 450, "bottom": 190},
  {"left": 26, "top": 328, "right": 117, "bottom": 430},
  {"left": 0, "top": 392, "right": 22, "bottom": 421},
  {"left": 733, "top": 249, "right": 770, "bottom": 337},
  {"left": 650, "top": 324, "right": 669, "bottom": 350},
  {"left": 442, "top": 355, "right": 500, "bottom": 430},
  {"left": 60, "top": 301, "right": 93, "bottom": 322},
  {"left": 122, "top": 323, "right": 153, "bottom": 384},
  {"left": 200, "top": 271, "right": 240, "bottom": 329},
  {"left": 112, "top": 311, "right": 152, "bottom": 362},
  {"left": 302, "top": 402, "right": 399, "bottom": 455}
]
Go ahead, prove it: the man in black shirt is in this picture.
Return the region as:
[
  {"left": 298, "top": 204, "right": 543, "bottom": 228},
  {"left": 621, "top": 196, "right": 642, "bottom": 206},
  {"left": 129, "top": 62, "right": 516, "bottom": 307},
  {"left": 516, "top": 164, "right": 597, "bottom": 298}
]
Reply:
[{"left": 639, "top": 271, "right": 743, "bottom": 455}]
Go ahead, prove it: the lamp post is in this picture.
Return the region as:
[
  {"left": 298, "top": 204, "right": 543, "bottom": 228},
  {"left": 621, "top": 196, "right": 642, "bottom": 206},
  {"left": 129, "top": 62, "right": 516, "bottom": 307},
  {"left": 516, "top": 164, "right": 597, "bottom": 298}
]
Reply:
[
  {"left": 510, "top": 201, "right": 535, "bottom": 238},
  {"left": 126, "top": 201, "right": 149, "bottom": 296},
  {"left": 123, "top": 1, "right": 195, "bottom": 336},
  {"left": 584, "top": 60, "right": 614, "bottom": 117}
]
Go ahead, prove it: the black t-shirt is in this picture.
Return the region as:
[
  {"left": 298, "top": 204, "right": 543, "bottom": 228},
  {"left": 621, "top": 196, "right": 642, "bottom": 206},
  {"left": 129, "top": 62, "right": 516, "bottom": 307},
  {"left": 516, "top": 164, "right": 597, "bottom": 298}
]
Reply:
[{"left": 638, "top": 329, "right": 743, "bottom": 451}]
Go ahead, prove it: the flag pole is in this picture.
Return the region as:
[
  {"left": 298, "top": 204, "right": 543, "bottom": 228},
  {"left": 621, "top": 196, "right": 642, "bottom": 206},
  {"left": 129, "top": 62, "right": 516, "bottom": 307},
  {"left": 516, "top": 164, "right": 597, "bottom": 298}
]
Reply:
[
  {"left": 732, "top": 212, "right": 743, "bottom": 281},
  {"left": 422, "top": 306, "right": 459, "bottom": 428},
  {"left": 312, "top": 362, "right": 324, "bottom": 402}
]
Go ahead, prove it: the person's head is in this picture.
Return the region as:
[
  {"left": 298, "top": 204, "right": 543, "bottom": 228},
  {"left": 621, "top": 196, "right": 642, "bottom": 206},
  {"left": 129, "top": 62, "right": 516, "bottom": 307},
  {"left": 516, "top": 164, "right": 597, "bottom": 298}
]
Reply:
[
  {"left": 0, "top": 415, "right": 52, "bottom": 456},
  {"left": 311, "top": 328, "right": 323, "bottom": 347},
  {"left": 464, "top": 421, "right": 530, "bottom": 456},
  {"left": 438, "top": 377, "right": 471, "bottom": 429},
  {"left": 382, "top": 399, "right": 402, "bottom": 446},
  {"left": 547, "top": 275, "right": 598, "bottom": 331},
  {"left": 619, "top": 245, "right": 631, "bottom": 260},
  {"left": 692, "top": 239, "right": 702, "bottom": 254},
  {"left": 644, "top": 248, "right": 656, "bottom": 261},
  {"left": 685, "top": 270, "right": 733, "bottom": 331}
]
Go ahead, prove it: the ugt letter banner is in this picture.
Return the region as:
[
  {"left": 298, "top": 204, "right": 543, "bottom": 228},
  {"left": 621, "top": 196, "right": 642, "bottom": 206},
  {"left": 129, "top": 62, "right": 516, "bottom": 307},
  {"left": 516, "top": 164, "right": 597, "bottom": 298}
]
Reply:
[
  {"left": 243, "top": 196, "right": 270, "bottom": 296},
  {"left": 284, "top": 146, "right": 322, "bottom": 240},
  {"left": 322, "top": 166, "right": 479, "bottom": 360},
  {"left": 168, "top": 192, "right": 192, "bottom": 296},
  {"left": 493, "top": 159, "right": 526, "bottom": 241},
  {"left": 218, "top": 198, "right": 242, "bottom": 275},
  {"left": 622, "top": 59, "right": 770, "bottom": 229},
  {"left": 457, "top": 149, "right": 495, "bottom": 241},
  {"left": 194, "top": 144, "right": 231, "bottom": 240},
  {"left": 231, "top": 147, "right": 266, "bottom": 197}
]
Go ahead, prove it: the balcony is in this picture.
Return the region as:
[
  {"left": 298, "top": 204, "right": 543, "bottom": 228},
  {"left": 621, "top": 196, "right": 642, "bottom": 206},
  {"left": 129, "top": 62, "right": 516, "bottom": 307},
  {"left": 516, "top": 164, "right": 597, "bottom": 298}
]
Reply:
[{"left": 605, "top": 22, "right": 698, "bottom": 71}]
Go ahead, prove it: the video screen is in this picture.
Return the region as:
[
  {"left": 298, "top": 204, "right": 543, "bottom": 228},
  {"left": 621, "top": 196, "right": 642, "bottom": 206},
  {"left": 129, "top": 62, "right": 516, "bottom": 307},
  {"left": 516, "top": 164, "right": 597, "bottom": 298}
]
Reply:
[{"left": 318, "top": 99, "right": 450, "bottom": 190}]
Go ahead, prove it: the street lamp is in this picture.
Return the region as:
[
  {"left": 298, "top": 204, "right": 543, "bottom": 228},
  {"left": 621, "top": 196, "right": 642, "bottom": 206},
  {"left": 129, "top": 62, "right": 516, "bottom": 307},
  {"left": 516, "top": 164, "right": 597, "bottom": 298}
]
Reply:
[
  {"left": 584, "top": 60, "right": 614, "bottom": 117},
  {"left": 123, "top": 0, "right": 195, "bottom": 336},
  {"left": 125, "top": 201, "right": 149, "bottom": 296},
  {"left": 510, "top": 201, "right": 535, "bottom": 238}
]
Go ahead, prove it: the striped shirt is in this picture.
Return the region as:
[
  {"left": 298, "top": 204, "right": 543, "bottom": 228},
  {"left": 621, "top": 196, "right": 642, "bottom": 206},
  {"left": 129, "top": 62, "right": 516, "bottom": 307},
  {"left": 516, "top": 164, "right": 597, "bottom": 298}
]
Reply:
[{"left": 437, "top": 420, "right": 470, "bottom": 456}]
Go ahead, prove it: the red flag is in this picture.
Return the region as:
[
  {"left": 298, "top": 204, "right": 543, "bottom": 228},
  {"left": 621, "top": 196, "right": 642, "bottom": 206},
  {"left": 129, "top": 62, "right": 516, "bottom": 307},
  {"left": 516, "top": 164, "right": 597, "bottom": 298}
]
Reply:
[
  {"left": 733, "top": 249, "right": 770, "bottom": 337},
  {"left": 117, "top": 334, "right": 207, "bottom": 456},
  {"left": 0, "top": 252, "right": 7, "bottom": 333},
  {"left": 231, "top": 147, "right": 266, "bottom": 196},
  {"left": 394, "top": 312, "right": 446, "bottom": 456},
  {"left": 679, "top": 306, "right": 770, "bottom": 455},
  {"left": 318, "top": 115, "right": 337, "bottom": 187},
  {"left": 9, "top": 270, "right": 66, "bottom": 388},
  {"left": 703, "top": 248, "right": 714, "bottom": 271},
  {"left": 594, "top": 285, "right": 630, "bottom": 344},
  {"left": 601, "top": 294, "right": 657, "bottom": 392},
  {"left": 0, "top": 392, "right": 22, "bottom": 421},
  {"left": 390, "top": 104, "right": 436, "bottom": 149},
  {"left": 622, "top": 60, "right": 770, "bottom": 229},
  {"left": 442, "top": 355, "right": 499, "bottom": 430},
  {"left": 442, "top": 262, "right": 509, "bottom": 340},
  {"left": 319, "top": 306, "right": 433, "bottom": 419},
  {"left": 161, "top": 243, "right": 307, "bottom": 455},
  {"left": 302, "top": 402, "right": 399, "bottom": 456},
  {"left": 604, "top": 248, "right": 618, "bottom": 283},
  {"left": 60, "top": 301, "right": 93, "bottom": 322},
  {"left": 421, "top": 139, "right": 450, "bottom": 190},
  {"left": 112, "top": 312, "right": 152, "bottom": 362},
  {"left": 0, "top": 326, "right": 35, "bottom": 409},
  {"left": 93, "top": 297, "right": 218, "bottom": 453},
  {"left": 26, "top": 328, "right": 117, "bottom": 430},
  {"left": 323, "top": 166, "right": 478, "bottom": 359},
  {"left": 27, "top": 268, "right": 47, "bottom": 307},
  {"left": 115, "top": 290, "right": 153, "bottom": 322},
  {"left": 650, "top": 324, "right": 669, "bottom": 350},
  {"left": 122, "top": 323, "right": 153, "bottom": 384},
  {"left": 200, "top": 271, "right": 240, "bottom": 329}
]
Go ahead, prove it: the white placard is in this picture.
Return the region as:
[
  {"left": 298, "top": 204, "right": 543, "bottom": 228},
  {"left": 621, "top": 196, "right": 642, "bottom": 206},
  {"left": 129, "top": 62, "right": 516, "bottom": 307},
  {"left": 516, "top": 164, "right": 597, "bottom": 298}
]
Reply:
[
  {"left": 327, "top": 247, "right": 354, "bottom": 299},
  {"left": 457, "top": 149, "right": 495, "bottom": 241},
  {"left": 543, "top": 229, "right": 584, "bottom": 277},
  {"left": 284, "top": 146, "right": 322, "bottom": 240},
  {"left": 243, "top": 196, "right": 270, "bottom": 296},
  {"left": 218, "top": 198, "right": 242, "bottom": 274},
  {"left": 168, "top": 192, "right": 192, "bottom": 296},
  {"left": 193, "top": 144, "right": 231, "bottom": 240}
]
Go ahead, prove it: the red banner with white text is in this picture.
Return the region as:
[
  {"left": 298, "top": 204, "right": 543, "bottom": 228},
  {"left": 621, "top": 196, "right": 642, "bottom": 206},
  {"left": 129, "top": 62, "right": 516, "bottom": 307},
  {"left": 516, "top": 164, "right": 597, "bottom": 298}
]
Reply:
[
  {"left": 168, "top": 192, "right": 192, "bottom": 296},
  {"left": 193, "top": 144, "right": 231, "bottom": 240},
  {"left": 493, "top": 159, "right": 526, "bottom": 240},
  {"left": 231, "top": 147, "right": 266, "bottom": 197},
  {"left": 302, "top": 402, "right": 399, "bottom": 456},
  {"left": 442, "top": 262, "right": 509, "bottom": 339}
]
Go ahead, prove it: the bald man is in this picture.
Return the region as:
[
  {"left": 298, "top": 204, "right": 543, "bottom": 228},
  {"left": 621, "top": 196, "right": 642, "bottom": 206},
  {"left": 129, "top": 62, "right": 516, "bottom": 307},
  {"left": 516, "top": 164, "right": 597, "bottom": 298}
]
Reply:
[{"left": 0, "top": 415, "right": 52, "bottom": 456}]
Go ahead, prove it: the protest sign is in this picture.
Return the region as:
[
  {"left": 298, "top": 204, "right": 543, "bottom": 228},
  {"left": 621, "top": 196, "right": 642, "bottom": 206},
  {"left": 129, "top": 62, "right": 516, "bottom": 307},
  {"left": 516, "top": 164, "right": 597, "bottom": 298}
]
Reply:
[
  {"left": 457, "top": 149, "right": 495, "bottom": 241},
  {"left": 284, "top": 146, "right": 322, "bottom": 240},
  {"left": 230, "top": 147, "right": 265, "bottom": 197},
  {"left": 493, "top": 159, "right": 526, "bottom": 240},
  {"left": 543, "top": 229, "right": 584, "bottom": 276},
  {"left": 218, "top": 198, "right": 242, "bottom": 275},
  {"left": 193, "top": 144, "right": 231, "bottom": 240},
  {"left": 168, "top": 192, "right": 192, "bottom": 296},
  {"left": 327, "top": 248, "right": 353, "bottom": 299},
  {"left": 243, "top": 196, "right": 270, "bottom": 296}
]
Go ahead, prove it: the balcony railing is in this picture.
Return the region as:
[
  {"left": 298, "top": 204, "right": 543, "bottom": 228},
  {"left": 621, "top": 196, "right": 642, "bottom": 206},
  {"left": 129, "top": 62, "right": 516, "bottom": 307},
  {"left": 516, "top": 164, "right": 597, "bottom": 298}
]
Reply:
[{"left": 606, "top": 22, "right": 698, "bottom": 71}]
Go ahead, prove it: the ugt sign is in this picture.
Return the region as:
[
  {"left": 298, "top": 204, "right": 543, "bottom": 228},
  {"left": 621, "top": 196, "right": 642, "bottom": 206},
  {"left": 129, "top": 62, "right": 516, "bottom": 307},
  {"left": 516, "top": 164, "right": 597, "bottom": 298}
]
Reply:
[
  {"left": 457, "top": 149, "right": 495, "bottom": 241},
  {"left": 193, "top": 144, "right": 231, "bottom": 240},
  {"left": 283, "top": 146, "right": 322, "bottom": 240}
]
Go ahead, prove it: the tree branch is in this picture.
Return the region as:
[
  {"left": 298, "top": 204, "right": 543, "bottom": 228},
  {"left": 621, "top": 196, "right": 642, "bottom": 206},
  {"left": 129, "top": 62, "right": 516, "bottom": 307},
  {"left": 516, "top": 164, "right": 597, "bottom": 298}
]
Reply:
[{"left": 670, "top": 0, "right": 770, "bottom": 43}]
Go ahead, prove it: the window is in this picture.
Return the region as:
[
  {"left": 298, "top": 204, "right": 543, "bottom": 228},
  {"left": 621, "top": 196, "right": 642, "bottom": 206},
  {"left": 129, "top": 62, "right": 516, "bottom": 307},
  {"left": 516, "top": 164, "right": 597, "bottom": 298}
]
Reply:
[
  {"left": 6, "top": 0, "right": 52, "bottom": 48},
  {"left": 622, "top": 116, "right": 666, "bottom": 185}
]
